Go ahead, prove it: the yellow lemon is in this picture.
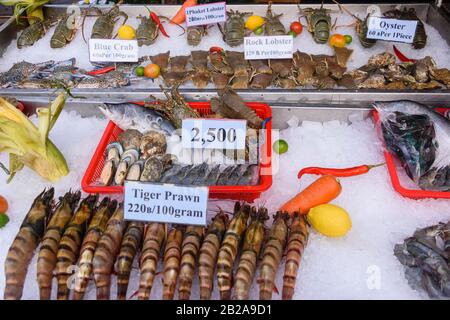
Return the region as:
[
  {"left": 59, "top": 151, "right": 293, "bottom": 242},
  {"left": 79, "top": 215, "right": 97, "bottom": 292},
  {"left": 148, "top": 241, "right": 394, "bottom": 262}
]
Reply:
[
  {"left": 118, "top": 25, "right": 136, "bottom": 40},
  {"left": 307, "top": 204, "right": 352, "bottom": 237},
  {"left": 245, "top": 15, "right": 265, "bottom": 31}
]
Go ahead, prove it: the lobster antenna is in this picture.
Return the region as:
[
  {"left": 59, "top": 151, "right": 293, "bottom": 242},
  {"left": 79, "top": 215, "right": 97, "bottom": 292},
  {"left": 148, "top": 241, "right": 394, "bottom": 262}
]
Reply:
[{"left": 332, "top": 0, "right": 361, "bottom": 21}]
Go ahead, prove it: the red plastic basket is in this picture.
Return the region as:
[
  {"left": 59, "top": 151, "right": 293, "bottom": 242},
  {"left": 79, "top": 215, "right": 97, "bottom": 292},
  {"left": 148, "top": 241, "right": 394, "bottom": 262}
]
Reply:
[
  {"left": 372, "top": 108, "right": 450, "bottom": 200},
  {"left": 82, "top": 102, "right": 273, "bottom": 202}
]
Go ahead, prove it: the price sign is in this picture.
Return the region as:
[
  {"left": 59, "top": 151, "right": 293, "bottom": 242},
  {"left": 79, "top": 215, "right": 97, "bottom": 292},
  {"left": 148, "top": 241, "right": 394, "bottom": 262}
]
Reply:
[
  {"left": 89, "top": 39, "right": 139, "bottom": 62},
  {"left": 182, "top": 119, "right": 247, "bottom": 150},
  {"left": 244, "top": 36, "right": 293, "bottom": 60},
  {"left": 366, "top": 17, "right": 418, "bottom": 44},
  {"left": 185, "top": 2, "right": 227, "bottom": 27},
  {"left": 124, "top": 181, "right": 208, "bottom": 226}
]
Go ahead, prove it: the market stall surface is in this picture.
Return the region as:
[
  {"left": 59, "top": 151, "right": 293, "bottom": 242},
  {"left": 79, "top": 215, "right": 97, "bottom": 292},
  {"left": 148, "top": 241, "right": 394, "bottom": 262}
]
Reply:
[
  {"left": 1, "top": 5, "right": 450, "bottom": 88},
  {"left": 1, "top": 110, "right": 449, "bottom": 300}
]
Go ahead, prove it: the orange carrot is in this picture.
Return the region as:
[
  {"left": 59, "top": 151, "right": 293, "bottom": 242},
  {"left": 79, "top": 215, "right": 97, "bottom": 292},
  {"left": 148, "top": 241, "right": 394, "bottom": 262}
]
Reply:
[
  {"left": 170, "top": 0, "right": 198, "bottom": 24},
  {"left": 280, "top": 175, "right": 342, "bottom": 215}
]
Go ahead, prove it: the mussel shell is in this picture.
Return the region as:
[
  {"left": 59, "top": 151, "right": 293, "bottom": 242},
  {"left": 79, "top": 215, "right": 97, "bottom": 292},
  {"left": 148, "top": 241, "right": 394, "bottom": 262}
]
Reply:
[
  {"left": 126, "top": 160, "right": 144, "bottom": 181},
  {"left": 121, "top": 148, "right": 140, "bottom": 163},
  {"left": 114, "top": 160, "right": 129, "bottom": 186},
  {"left": 100, "top": 159, "right": 116, "bottom": 186},
  {"left": 105, "top": 142, "right": 124, "bottom": 160}
]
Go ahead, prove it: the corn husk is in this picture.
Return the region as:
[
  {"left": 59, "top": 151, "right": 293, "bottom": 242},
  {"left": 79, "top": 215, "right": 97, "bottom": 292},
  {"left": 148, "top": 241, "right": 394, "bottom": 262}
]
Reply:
[
  {"left": 0, "top": 0, "right": 48, "bottom": 24},
  {"left": 0, "top": 93, "right": 69, "bottom": 183}
]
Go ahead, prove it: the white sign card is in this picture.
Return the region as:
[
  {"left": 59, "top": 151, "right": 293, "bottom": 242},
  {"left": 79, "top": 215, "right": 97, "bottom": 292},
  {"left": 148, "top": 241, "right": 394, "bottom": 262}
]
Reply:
[
  {"left": 124, "top": 181, "right": 208, "bottom": 226},
  {"left": 89, "top": 39, "right": 139, "bottom": 63},
  {"left": 366, "top": 17, "right": 418, "bottom": 44},
  {"left": 244, "top": 36, "right": 294, "bottom": 60},
  {"left": 185, "top": 2, "right": 227, "bottom": 27},
  {"left": 182, "top": 118, "right": 247, "bottom": 150}
]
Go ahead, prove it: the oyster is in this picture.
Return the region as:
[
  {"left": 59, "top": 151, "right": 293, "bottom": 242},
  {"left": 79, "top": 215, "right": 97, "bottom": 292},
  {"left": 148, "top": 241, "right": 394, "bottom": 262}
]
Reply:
[
  {"left": 430, "top": 68, "right": 450, "bottom": 88},
  {"left": 414, "top": 56, "right": 435, "bottom": 83},
  {"left": 338, "top": 69, "right": 369, "bottom": 89},
  {"left": 368, "top": 52, "right": 396, "bottom": 68},
  {"left": 140, "top": 155, "right": 173, "bottom": 182},
  {"left": 126, "top": 159, "right": 144, "bottom": 181},
  {"left": 358, "top": 74, "right": 386, "bottom": 89},
  {"left": 140, "top": 131, "right": 167, "bottom": 159},
  {"left": 118, "top": 129, "right": 143, "bottom": 150}
]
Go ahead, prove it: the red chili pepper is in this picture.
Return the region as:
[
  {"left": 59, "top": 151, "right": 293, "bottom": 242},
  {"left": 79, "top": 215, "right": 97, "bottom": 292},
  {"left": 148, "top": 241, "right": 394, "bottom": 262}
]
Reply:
[
  {"left": 150, "top": 11, "right": 170, "bottom": 38},
  {"left": 87, "top": 66, "right": 116, "bottom": 76},
  {"left": 210, "top": 46, "right": 224, "bottom": 54},
  {"left": 297, "top": 163, "right": 385, "bottom": 179},
  {"left": 393, "top": 45, "right": 416, "bottom": 63}
]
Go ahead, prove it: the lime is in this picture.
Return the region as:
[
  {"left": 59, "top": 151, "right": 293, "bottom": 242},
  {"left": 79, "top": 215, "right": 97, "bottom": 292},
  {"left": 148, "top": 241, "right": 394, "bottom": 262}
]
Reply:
[
  {"left": 0, "top": 214, "right": 9, "bottom": 228},
  {"left": 273, "top": 139, "right": 288, "bottom": 154},
  {"left": 287, "top": 30, "right": 297, "bottom": 37},
  {"left": 307, "top": 204, "right": 352, "bottom": 237},
  {"left": 254, "top": 27, "right": 264, "bottom": 36},
  {"left": 344, "top": 35, "right": 353, "bottom": 44},
  {"left": 135, "top": 66, "right": 145, "bottom": 77}
]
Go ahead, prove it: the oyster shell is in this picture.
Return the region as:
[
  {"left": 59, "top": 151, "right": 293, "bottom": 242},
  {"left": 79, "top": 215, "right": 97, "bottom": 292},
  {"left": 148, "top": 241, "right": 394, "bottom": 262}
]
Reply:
[{"left": 140, "top": 130, "right": 167, "bottom": 159}]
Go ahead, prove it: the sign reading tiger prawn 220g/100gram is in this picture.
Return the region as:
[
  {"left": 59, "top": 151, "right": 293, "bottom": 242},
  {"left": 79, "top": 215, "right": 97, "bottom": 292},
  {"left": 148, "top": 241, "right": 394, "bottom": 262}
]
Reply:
[
  {"left": 124, "top": 181, "right": 208, "bottom": 226},
  {"left": 244, "top": 36, "right": 293, "bottom": 60},
  {"left": 366, "top": 17, "right": 418, "bottom": 43}
]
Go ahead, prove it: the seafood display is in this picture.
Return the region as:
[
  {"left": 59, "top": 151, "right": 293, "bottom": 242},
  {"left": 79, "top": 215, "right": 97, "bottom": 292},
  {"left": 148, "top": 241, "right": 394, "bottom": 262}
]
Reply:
[
  {"left": 374, "top": 100, "right": 450, "bottom": 191},
  {"left": 87, "top": 6, "right": 128, "bottom": 40},
  {"left": 221, "top": 10, "right": 249, "bottom": 47},
  {"left": 73, "top": 198, "right": 117, "bottom": 300},
  {"left": 395, "top": 221, "right": 450, "bottom": 298},
  {"left": 117, "top": 221, "right": 145, "bottom": 300},
  {"left": 234, "top": 207, "right": 269, "bottom": 300},
  {"left": 217, "top": 202, "right": 251, "bottom": 299},
  {"left": 178, "top": 225, "right": 204, "bottom": 300},
  {"left": 282, "top": 212, "right": 309, "bottom": 300},
  {"left": 138, "top": 222, "right": 165, "bottom": 300},
  {"left": 3, "top": 1, "right": 450, "bottom": 304},
  {"left": 340, "top": 52, "right": 450, "bottom": 90},
  {"left": 162, "top": 225, "right": 183, "bottom": 300},
  {"left": 56, "top": 194, "right": 98, "bottom": 300},
  {"left": 17, "top": 19, "right": 53, "bottom": 49},
  {"left": 302, "top": 5, "right": 332, "bottom": 44},
  {"left": 259, "top": 211, "right": 290, "bottom": 300},
  {"left": 4, "top": 189, "right": 54, "bottom": 300},
  {"left": 3, "top": 48, "right": 450, "bottom": 90},
  {"left": 37, "top": 191, "right": 80, "bottom": 300},
  {"left": 264, "top": 3, "right": 285, "bottom": 36},
  {"left": 198, "top": 210, "right": 229, "bottom": 300},
  {"left": 93, "top": 204, "right": 126, "bottom": 300}
]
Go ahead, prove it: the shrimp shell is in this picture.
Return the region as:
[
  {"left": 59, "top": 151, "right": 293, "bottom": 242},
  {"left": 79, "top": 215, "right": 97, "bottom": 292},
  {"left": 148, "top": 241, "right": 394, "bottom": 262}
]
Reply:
[
  {"left": 217, "top": 202, "right": 251, "bottom": 300},
  {"left": 4, "top": 188, "right": 54, "bottom": 300},
  {"left": 282, "top": 212, "right": 309, "bottom": 300},
  {"left": 37, "top": 191, "right": 80, "bottom": 300},
  {"left": 92, "top": 204, "right": 126, "bottom": 300},
  {"left": 198, "top": 211, "right": 229, "bottom": 300},
  {"left": 55, "top": 194, "right": 98, "bottom": 300},
  {"left": 138, "top": 223, "right": 166, "bottom": 300},
  {"left": 259, "top": 211, "right": 290, "bottom": 300},
  {"left": 162, "top": 225, "right": 184, "bottom": 300},
  {"left": 178, "top": 225, "right": 204, "bottom": 300},
  {"left": 117, "top": 221, "right": 145, "bottom": 300},
  {"left": 234, "top": 207, "right": 269, "bottom": 300},
  {"left": 73, "top": 198, "right": 117, "bottom": 300}
]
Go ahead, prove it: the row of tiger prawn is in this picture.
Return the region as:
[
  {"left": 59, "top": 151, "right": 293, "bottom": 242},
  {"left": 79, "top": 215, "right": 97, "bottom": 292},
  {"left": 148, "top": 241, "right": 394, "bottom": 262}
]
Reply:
[{"left": 4, "top": 190, "right": 309, "bottom": 300}]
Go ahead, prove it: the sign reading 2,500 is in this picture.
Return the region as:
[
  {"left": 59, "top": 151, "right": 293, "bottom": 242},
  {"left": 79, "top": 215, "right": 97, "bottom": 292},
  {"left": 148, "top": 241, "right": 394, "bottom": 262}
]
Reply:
[{"left": 191, "top": 127, "right": 237, "bottom": 145}]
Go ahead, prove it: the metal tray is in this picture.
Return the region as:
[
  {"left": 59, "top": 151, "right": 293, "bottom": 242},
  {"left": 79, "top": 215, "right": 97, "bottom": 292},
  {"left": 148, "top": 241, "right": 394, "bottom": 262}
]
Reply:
[{"left": 1, "top": 3, "right": 450, "bottom": 106}]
